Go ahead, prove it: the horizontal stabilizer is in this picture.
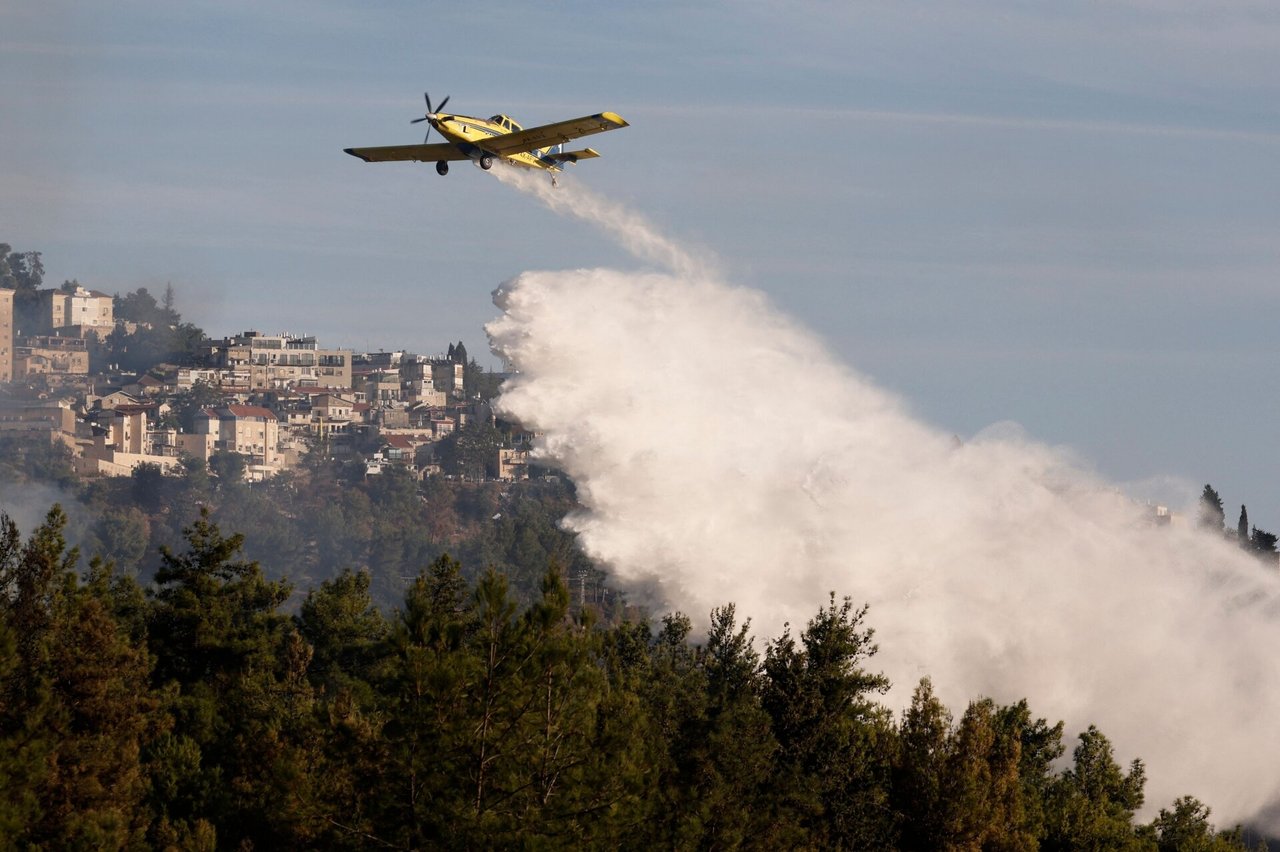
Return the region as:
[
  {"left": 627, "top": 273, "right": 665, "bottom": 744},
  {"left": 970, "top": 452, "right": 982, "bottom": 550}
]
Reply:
[{"left": 546, "top": 147, "right": 601, "bottom": 163}]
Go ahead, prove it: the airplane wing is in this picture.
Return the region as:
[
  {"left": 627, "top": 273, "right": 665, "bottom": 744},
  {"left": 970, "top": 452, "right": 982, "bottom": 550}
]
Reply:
[
  {"left": 480, "top": 112, "right": 628, "bottom": 156},
  {"left": 343, "top": 143, "right": 469, "bottom": 163}
]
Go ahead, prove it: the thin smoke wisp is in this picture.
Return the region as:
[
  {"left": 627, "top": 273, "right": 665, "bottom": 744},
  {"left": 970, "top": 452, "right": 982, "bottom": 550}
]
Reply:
[{"left": 485, "top": 163, "right": 1280, "bottom": 826}]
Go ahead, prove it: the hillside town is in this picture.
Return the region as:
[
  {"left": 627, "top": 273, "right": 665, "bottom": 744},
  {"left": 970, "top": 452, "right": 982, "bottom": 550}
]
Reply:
[
  {"left": 0, "top": 253, "right": 1269, "bottom": 551},
  {"left": 0, "top": 273, "right": 529, "bottom": 484}
]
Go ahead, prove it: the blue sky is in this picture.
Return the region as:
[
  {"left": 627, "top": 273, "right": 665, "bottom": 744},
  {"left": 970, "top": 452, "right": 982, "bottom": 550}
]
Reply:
[{"left": 4, "top": 1, "right": 1280, "bottom": 521}]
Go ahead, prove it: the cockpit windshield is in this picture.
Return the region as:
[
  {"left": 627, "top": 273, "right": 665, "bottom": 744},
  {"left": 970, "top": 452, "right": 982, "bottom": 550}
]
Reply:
[{"left": 489, "top": 115, "right": 523, "bottom": 132}]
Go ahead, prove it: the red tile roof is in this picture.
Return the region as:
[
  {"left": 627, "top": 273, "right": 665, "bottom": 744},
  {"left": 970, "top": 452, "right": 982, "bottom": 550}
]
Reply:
[{"left": 225, "top": 405, "right": 277, "bottom": 420}]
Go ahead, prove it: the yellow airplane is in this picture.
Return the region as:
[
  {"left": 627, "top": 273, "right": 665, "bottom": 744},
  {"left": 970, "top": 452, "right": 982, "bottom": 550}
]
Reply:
[{"left": 344, "top": 93, "right": 628, "bottom": 182}]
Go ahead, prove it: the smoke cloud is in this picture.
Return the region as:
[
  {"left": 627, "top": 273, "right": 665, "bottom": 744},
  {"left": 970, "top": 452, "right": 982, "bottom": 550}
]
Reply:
[{"left": 486, "top": 164, "right": 1280, "bottom": 825}]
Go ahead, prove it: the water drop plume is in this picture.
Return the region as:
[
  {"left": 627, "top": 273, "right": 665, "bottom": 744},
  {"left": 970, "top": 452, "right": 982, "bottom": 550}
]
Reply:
[
  {"left": 491, "top": 164, "right": 714, "bottom": 279},
  {"left": 486, "top": 167, "right": 1280, "bottom": 826}
]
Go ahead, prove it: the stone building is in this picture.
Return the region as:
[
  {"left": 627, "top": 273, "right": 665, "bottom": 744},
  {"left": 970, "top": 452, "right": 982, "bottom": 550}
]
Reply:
[
  {"left": 214, "top": 331, "right": 352, "bottom": 390},
  {"left": 0, "top": 289, "right": 12, "bottom": 382},
  {"left": 38, "top": 285, "right": 114, "bottom": 339}
]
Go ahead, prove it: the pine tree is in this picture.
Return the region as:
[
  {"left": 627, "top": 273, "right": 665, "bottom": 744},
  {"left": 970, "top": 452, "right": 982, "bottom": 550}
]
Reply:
[
  {"left": 38, "top": 560, "right": 157, "bottom": 848},
  {"left": 645, "top": 604, "right": 779, "bottom": 849},
  {"left": 1145, "top": 796, "right": 1254, "bottom": 851},
  {"left": 941, "top": 698, "right": 1032, "bottom": 851},
  {"left": 1237, "top": 505, "right": 1249, "bottom": 545},
  {"left": 467, "top": 568, "right": 523, "bottom": 832},
  {"left": 762, "top": 594, "right": 895, "bottom": 849},
  {"left": 0, "top": 512, "right": 54, "bottom": 838},
  {"left": 0, "top": 509, "right": 158, "bottom": 848},
  {"left": 496, "top": 564, "right": 638, "bottom": 845},
  {"left": 1249, "top": 527, "right": 1279, "bottom": 565},
  {"left": 993, "top": 699, "right": 1065, "bottom": 843},
  {"left": 892, "top": 678, "right": 951, "bottom": 850},
  {"left": 1197, "top": 485, "right": 1225, "bottom": 532},
  {"left": 893, "top": 687, "right": 1039, "bottom": 851},
  {"left": 146, "top": 508, "right": 316, "bottom": 848},
  {"left": 297, "top": 568, "right": 388, "bottom": 701},
  {"left": 694, "top": 604, "right": 778, "bottom": 848},
  {"left": 354, "top": 553, "right": 479, "bottom": 849},
  {"left": 637, "top": 611, "right": 711, "bottom": 846},
  {"left": 1043, "top": 725, "right": 1147, "bottom": 851}
]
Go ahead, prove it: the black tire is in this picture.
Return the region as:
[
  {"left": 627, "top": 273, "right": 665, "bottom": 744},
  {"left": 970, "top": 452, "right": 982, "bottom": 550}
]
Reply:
[
  {"left": 479, "top": 154, "right": 494, "bottom": 170},
  {"left": 436, "top": 161, "right": 449, "bottom": 176}
]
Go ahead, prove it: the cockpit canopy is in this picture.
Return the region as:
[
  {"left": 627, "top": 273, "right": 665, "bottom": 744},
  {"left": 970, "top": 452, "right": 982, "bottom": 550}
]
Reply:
[{"left": 489, "top": 114, "right": 523, "bottom": 133}]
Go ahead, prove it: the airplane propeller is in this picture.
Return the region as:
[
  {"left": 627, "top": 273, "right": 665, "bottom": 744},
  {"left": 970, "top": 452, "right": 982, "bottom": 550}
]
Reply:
[{"left": 411, "top": 92, "right": 451, "bottom": 143}]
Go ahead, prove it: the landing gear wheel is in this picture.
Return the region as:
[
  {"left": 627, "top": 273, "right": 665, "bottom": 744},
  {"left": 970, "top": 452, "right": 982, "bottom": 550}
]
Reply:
[
  {"left": 479, "top": 153, "right": 494, "bottom": 171},
  {"left": 436, "top": 161, "right": 449, "bottom": 176}
]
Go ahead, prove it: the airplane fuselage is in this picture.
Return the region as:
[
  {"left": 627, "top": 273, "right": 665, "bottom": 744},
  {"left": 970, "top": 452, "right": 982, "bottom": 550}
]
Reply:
[{"left": 430, "top": 112, "right": 563, "bottom": 171}]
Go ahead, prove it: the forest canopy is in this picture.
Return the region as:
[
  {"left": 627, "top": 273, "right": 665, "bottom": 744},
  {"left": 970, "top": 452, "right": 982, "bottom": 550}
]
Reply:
[{"left": 0, "top": 505, "right": 1261, "bottom": 850}]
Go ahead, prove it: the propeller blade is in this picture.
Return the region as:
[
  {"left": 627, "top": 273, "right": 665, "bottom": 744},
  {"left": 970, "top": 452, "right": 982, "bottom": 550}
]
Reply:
[{"left": 412, "top": 90, "right": 446, "bottom": 141}]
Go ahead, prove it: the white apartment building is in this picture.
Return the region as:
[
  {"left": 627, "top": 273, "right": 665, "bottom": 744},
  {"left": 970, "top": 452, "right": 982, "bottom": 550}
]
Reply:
[
  {"left": 215, "top": 331, "right": 352, "bottom": 390},
  {"left": 39, "top": 285, "right": 114, "bottom": 338}
]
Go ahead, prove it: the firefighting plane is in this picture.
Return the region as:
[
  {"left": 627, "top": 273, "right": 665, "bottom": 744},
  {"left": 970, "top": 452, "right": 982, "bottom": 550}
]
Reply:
[{"left": 344, "top": 93, "right": 628, "bottom": 184}]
